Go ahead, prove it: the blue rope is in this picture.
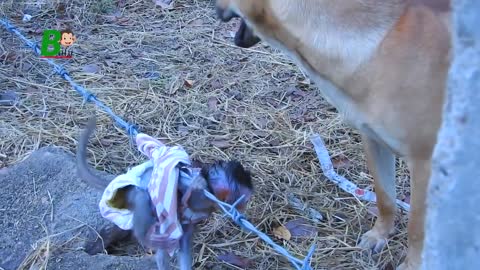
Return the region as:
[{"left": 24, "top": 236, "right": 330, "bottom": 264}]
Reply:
[
  {"left": 204, "top": 191, "right": 315, "bottom": 270},
  {"left": 0, "top": 18, "right": 139, "bottom": 137},
  {"left": 1, "top": 17, "right": 315, "bottom": 269}
]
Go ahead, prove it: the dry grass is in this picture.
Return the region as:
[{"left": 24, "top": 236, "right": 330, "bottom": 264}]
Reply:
[{"left": 1, "top": 0, "right": 412, "bottom": 269}]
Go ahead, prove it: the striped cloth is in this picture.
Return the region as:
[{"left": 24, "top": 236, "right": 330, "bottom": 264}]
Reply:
[{"left": 98, "top": 133, "right": 192, "bottom": 256}]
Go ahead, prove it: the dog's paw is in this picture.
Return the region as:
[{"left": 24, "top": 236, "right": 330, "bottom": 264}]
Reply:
[{"left": 357, "top": 229, "right": 388, "bottom": 253}]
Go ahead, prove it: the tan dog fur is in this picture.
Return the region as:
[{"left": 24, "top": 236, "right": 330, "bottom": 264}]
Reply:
[{"left": 215, "top": 0, "right": 452, "bottom": 269}]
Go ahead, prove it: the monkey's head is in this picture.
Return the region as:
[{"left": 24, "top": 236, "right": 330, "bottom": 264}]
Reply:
[
  {"left": 60, "top": 29, "right": 76, "bottom": 47},
  {"left": 201, "top": 160, "right": 254, "bottom": 212}
]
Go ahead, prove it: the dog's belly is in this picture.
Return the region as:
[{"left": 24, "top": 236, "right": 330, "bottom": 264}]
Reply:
[
  {"left": 302, "top": 64, "right": 406, "bottom": 156},
  {"left": 264, "top": 38, "right": 405, "bottom": 156}
]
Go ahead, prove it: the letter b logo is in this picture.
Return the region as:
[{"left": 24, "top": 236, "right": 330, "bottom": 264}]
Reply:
[{"left": 40, "top": 30, "right": 61, "bottom": 57}]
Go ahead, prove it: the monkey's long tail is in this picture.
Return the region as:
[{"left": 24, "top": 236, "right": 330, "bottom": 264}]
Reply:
[{"left": 76, "top": 115, "right": 110, "bottom": 190}]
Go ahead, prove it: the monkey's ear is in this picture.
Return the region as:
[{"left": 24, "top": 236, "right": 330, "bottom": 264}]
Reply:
[{"left": 227, "top": 160, "right": 254, "bottom": 190}]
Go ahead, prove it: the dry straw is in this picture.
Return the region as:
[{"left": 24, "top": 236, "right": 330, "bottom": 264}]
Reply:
[{"left": 1, "top": 0, "right": 412, "bottom": 269}]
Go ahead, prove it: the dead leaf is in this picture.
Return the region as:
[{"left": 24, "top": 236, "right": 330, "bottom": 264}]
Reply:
[
  {"left": 115, "top": 17, "right": 131, "bottom": 26},
  {"left": 303, "top": 112, "right": 316, "bottom": 122},
  {"left": 208, "top": 97, "right": 218, "bottom": 110},
  {"left": 229, "top": 90, "right": 243, "bottom": 100},
  {"left": 332, "top": 156, "right": 352, "bottom": 169},
  {"left": 22, "top": 62, "right": 33, "bottom": 71},
  {"left": 210, "top": 140, "right": 230, "bottom": 149},
  {"left": 0, "top": 90, "right": 19, "bottom": 106},
  {"left": 130, "top": 49, "right": 143, "bottom": 58},
  {"left": 256, "top": 117, "right": 269, "bottom": 129},
  {"left": 144, "top": 71, "right": 160, "bottom": 80},
  {"left": 286, "top": 87, "right": 307, "bottom": 98},
  {"left": 154, "top": 0, "right": 175, "bottom": 9},
  {"left": 217, "top": 253, "right": 253, "bottom": 269},
  {"left": 100, "top": 139, "right": 113, "bottom": 147},
  {"left": 273, "top": 224, "right": 291, "bottom": 241},
  {"left": 56, "top": 3, "right": 66, "bottom": 14},
  {"left": 177, "top": 125, "right": 189, "bottom": 136},
  {"left": 210, "top": 79, "right": 223, "bottom": 90},
  {"left": 188, "top": 18, "right": 204, "bottom": 26},
  {"left": 82, "top": 64, "right": 100, "bottom": 74},
  {"left": 252, "top": 130, "right": 270, "bottom": 138},
  {"left": 269, "top": 138, "right": 282, "bottom": 147},
  {"left": 235, "top": 106, "right": 247, "bottom": 113},
  {"left": 213, "top": 112, "right": 225, "bottom": 121},
  {"left": 184, "top": 79, "right": 194, "bottom": 88},
  {"left": 0, "top": 52, "right": 17, "bottom": 63},
  {"left": 104, "top": 60, "right": 116, "bottom": 67},
  {"left": 264, "top": 97, "right": 278, "bottom": 107},
  {"left": 284, "top": 218, "right": 318, "bottom": 238}
]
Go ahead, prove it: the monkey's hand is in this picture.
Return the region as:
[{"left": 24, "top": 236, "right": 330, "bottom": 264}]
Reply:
[{"left": 180, "top": 174, "right": 208, "bottom": 210}]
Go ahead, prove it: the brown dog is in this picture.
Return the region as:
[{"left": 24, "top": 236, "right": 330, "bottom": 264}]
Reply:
[{"left": 215, "top": 0, "right": 451, "bottom": 269}]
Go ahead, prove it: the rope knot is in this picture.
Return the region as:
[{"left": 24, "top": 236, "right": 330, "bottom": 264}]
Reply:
[
  {"left": 81, "top": 92, "right": 96, "bottom": 103},
  {"left": 4, "top": 21, "right": 14, "bottom": 32},
  {"left": 127, "top": 124, "right": 139, "bottom": 136},
  {"left": 54, "top": 65, "right": 68, "bottom": 77},
  {"left": 227, "top": 207, "right": 245, "bottom": 224}
]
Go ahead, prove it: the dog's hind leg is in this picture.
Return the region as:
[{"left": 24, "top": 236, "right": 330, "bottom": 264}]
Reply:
[{"left": 358, "top": 135, "right": 397, "bottom": 253}]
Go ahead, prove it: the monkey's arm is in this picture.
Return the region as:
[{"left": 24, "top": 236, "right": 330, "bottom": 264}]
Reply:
[{"left": 126, "top": 186, "right": 157, "bottom": 246}]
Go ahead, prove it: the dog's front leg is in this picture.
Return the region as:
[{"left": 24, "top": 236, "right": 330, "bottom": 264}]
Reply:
[
  {"left": 358, "top": 135, "right": 397, "bottom": 253},
  {"left": 397, "top": 158, "right": 431, "bottom": 270}
]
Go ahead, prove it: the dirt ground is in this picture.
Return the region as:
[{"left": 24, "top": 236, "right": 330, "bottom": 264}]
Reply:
[{"left": 1, "top": 0, "right": 412, "bottom": 269}]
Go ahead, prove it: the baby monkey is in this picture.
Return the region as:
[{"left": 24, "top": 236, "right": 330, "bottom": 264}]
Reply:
[{"left": 76, "top": 116, "right": 254, "bottom": 270}]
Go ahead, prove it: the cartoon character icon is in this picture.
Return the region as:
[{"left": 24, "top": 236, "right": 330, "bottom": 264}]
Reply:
[
  {"left": 58, "top": 29, "right": 76, "bottom": 57},
  {"left": 60, "top": 29, "right": 76, "bottom": 47}
]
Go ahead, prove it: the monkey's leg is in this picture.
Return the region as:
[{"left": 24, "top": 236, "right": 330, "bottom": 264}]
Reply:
[
  {"left": 178, "top": 223, "right": 194, "bottom": 270},
  {"left": 155, "top": 249, "right": 170, "bottom": 270}
]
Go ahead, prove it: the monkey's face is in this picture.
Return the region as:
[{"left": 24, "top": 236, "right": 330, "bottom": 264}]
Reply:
[
  {"left": 60, "top": 33, "right": 76, "bottom": 47},
  {"left": 203, "top": 160, "right": 254, "bottom": 212}
]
